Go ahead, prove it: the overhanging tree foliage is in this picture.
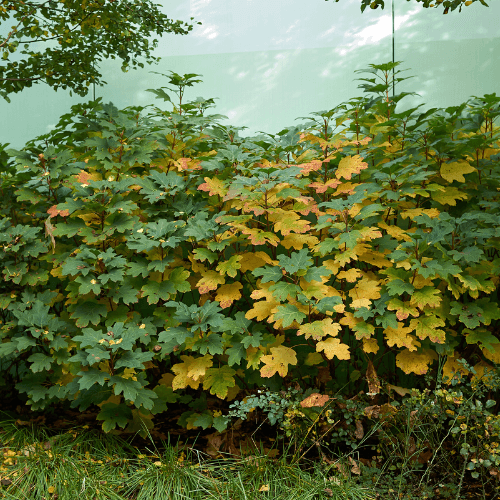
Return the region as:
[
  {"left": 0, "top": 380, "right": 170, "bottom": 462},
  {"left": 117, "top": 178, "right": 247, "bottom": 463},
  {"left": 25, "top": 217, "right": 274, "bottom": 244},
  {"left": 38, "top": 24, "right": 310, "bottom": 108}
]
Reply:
[
  {"left": 0, "top": 0, "right": 199, "bottom": 101},
  {"left": 327, "top": 0, "right": 489, "bottom": 14}
]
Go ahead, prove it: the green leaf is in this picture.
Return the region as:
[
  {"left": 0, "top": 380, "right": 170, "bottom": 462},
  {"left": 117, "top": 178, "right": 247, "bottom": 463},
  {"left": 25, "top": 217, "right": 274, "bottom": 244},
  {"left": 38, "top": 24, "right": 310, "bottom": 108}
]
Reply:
[
  {"left": 193, "top": 333, "right": 224, "bottom": 355},
  {"left": 303, "top": 265, "right": 331, "bottom": 282},
  {"left": 385, "top": 279, "right": 415, "bottom": 296},
  {"left": 27, "top": 353, "right": 52, "bottom": 372},
  {"left": 114, "top": 351, "right": 154, "bottom": 370},
  {"left": 241, "top": 331, "right": 264, "bottom": 349},
  {"left": 269, "top": 282, "right": 300, "bottom": 302},
  {"left": 465, "top": 328, "right": 499, "bottom": 353},
  {"left": 193, "top": 412, "right": 213, "bottom": 429},
  {"left": 77, "top": 368, "right": 109, "bottom": 390},
  {"left": 97, "top": 403, "right": 132, "bottom": 432},
  {"left": 273, "top": 304, "right": 307, "bottom": 328},
  {"left": 71, "top": 301, "right": 108, "bottom": 327},
  {"left": 203, "top": 366, "right": 236, "bottom": 399},
  {"left": 277, "top": 249, "right": 312, "bottom": 274},
  {"left": 226, "top": 343, "right": 246, "bottom": 366},
  {"left": 110, "top": 376, "right": 143, "bottom": 402},
  {"left": 252, "top": 266, "right": 283, "bottom": 283}
]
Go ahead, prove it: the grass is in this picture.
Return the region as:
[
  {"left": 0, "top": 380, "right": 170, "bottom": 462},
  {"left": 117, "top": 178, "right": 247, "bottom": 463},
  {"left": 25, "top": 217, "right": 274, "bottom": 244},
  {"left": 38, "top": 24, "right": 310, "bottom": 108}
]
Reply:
[{"left": 0, "top": 418, "right": 374, "bottom": 500}]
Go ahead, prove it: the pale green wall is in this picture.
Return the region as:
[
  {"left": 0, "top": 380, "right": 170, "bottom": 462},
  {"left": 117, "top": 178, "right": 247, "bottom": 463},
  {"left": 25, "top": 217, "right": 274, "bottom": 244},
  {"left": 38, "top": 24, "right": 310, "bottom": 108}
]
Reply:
[{"left": 1, "top": 0, "right": 499, "bottom": 147}]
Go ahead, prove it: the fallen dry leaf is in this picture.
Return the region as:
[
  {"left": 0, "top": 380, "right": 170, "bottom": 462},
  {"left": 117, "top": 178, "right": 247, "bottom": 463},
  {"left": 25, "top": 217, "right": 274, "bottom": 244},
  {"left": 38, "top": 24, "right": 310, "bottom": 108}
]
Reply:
[{"left": 300, "top": 393, "right": 329, "bottom": 408}]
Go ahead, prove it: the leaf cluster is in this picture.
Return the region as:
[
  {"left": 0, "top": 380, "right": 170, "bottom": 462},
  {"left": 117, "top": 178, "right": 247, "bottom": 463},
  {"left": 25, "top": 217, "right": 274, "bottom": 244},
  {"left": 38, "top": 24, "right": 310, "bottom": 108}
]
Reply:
[{"left": 0, "top": 63, "right": 499, "bottom": 438}]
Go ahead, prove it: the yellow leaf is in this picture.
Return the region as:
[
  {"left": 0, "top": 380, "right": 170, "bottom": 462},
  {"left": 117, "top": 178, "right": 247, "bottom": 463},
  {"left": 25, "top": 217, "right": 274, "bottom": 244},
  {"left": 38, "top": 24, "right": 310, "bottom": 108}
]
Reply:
[
  {"left": 280, "top": 233, "right": 319, "bottom": 250},
  {"left": 196, "top": 271, "right": 225, "bottom": 294},
  {"left": 158, "top": 373, "right": 174, "bottom": 387},
  {"left": 97, "top": 394, "right": 121, "bottom": 408},
  {"left": 260, "top": 346, "right": 297, "bottom": 377},
  {"left": 241, "top": 227, "right": 280, "bottom": 246},
  {"left": 304, "top": 352, "right": 324, "bottom": 366},
  {"left": 322, "top": 259, "right": 341, "bottom": 275},
  {"left": 378, "top": 221, "right": 413, "bottom": 242},
  {"left": 340, "top": 312, "right": 362, "bottom": 328},
  {"left": 216, "top": 254, "right": 242, "bottom": 277},
  {"left": 259, "top": 485, "right": 270, "bottom": 492},
  {"left": 337, "top": 268, "right": 361, "bottom": 283},
  {"left": 440, "top": 160, "right": 476, "bottom": 183},
  {"left": 172, "top": 356, "right": 201, "bottom": 390},
  {"left": 471, "top": 360, "right": 496, "bottom": 388},
  {"left": 335, "top": 154, "right": 369, "bottom": 180},
  {"left": 239, "top": 251, "right": 277, "bottom": 273},
  {"left": 273, "top": 214, "right": 311, "bottom": 235},
  {"left": 362, "top": 338, "right": 380, "bottom": 354},
  {"left": 431, "top": 186, "right": 468, "bottom": 206},
  {"left": 384, "top": 323, "right": 420, "bottom": 351},
  {"left": 400, "top": 208, "right": 440, "bottom": 220},
  {"left": 409, "top": 314, "right": 446, "bottom": 343},
  {"left": 351, "top": 298, "right": 371, "bottom": 309},
  {"left": 187, "top": 355, "right": 213, "bottom": 381},
  {"left": 348, "top": 278, "right": 381, "bottom": 304},
  {"left": 246, "top": 346, "right": 264, "bottom": 370},
  {"left": 198, "top": 176, "right": 228, "bottom": 197},
  {"left": 358, "top": 249, "right": 392, "bottom": 268},
  {"left": 387, "top": 299, "right": 419, "bottom": 321},
  {"left": 215, "top": 282, "right": 242, "bottom": 308},
  {"left": 122, "top": 368, "right": 137, "bottom": 380},
  {"left": 409, "top": 287, "right": 442, "bottom": 309},
  {"left": 48, "top": 486, "right": 56, "bottom": 494},
  {"left": 483, "top": 342, "right": 500, "bottom": 364},
  {"left": 442, "top": 353, "right": 469, "bottom": 383},
  {"left": 298, "top": 318, "right": 341, "bottom": 340},
  {"left": 396, "top": 349, "right": 436, "bottom": 375},
  {"left": 316, "top": 337, "right": 350, "bottom": 360},
  {"left": 245, "top": 298, "right": 279, "bottom": 322},
  {"left": 333, "top": 181, "right": 359, "bottom": 196}
]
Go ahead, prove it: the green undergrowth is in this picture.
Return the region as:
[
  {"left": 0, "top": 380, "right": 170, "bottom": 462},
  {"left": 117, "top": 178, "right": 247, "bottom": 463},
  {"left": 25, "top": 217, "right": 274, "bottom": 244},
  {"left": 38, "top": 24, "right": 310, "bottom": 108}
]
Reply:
[{"left": 0, "top": 419, "right": 371, "bottom": 500}]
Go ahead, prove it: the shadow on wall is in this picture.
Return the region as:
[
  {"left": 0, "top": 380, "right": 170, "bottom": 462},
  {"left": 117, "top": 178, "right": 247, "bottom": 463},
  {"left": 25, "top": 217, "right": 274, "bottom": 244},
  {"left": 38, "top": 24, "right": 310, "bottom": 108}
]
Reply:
[{"left": 1, "top": 0, "right": 498, "bottom": 147}]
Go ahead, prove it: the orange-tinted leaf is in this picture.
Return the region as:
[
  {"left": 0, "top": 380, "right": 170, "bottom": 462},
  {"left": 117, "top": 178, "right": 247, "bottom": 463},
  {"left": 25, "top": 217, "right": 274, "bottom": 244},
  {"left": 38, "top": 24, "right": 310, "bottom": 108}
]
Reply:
[
  {"left": 47, "top": 205, "right": 70, "bottom": 217},
  {"left": 300, "top": 393, "right": 329, "bottom": 408},
  {"left": 198, "top": 177, "right": 228, "bottom": 197}
]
